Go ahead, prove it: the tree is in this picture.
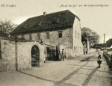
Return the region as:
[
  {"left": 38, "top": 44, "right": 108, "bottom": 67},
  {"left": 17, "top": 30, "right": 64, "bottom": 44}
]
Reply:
[
  {"left": 106, "top": 38, "right": 112, "bottom": 47},
  {"left": 81, "top": 27, "right": 100, "bottom": 46},
  {"left": 0, "top": 20, "right": 18, "bottom": 34},
  {"left": 81, "top": 27, "right": 92, "bottom": 38}
]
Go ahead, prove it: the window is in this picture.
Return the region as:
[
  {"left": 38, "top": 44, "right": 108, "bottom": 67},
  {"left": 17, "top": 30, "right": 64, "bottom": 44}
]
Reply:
[
  {"left": 58, "top": 31, "right": 62, "bottom": 38},
  {"left": 46, "top": 32, "right": 50, "bottom": 39},
  {"left": 37, "top": 33, "right": 40, "bottom": 39}
]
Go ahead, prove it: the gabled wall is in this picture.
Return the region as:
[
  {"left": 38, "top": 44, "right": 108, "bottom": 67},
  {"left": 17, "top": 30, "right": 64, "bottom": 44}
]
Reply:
[{"left": 73, "top": 17, "right": 83, "bottom": 55}]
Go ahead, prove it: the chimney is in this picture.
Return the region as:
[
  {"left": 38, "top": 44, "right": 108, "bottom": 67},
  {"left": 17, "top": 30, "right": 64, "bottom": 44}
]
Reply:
[{"left": 43, "top": 12, "right": 46, "bottom": 16}]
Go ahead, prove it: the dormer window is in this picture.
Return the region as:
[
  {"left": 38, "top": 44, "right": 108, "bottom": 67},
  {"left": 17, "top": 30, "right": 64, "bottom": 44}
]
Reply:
[{"left": 58, "top": 31, "right": 62, "bottom": 38}]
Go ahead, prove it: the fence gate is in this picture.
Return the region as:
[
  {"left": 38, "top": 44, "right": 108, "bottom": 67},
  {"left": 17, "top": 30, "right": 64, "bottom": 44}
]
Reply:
[
  {"left": 31, "top": 45, "right": 39, "bottom": 67},
  {"left": 46, "top": 46, "right": 59, "bottom": 61}
]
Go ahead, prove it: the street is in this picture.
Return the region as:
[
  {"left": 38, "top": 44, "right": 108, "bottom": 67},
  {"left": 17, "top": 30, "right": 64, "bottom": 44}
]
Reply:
[{"left": 0, "top": 52, "right": 111, "bottom": 86}]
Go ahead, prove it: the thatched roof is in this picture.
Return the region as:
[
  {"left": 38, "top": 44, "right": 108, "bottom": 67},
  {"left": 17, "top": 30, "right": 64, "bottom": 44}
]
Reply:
[{"left": 11, "top": 10, "right": 80, "bottom": 35}]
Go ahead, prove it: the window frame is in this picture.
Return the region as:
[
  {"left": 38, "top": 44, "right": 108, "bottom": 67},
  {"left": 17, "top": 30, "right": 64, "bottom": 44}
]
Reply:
[{"left": 58, "top": 30, "right": 62, "bottom": 38}]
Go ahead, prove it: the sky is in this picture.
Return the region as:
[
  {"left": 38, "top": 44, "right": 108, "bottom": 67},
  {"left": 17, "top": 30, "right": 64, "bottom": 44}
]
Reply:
[{"left": 0, "top": 0, "right": 112, "bottom": 43}]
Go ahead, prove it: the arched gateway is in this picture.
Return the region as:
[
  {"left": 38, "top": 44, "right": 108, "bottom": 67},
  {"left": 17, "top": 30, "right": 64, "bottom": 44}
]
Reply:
[{"left": 31, "top": 45, "right": 39, "bottom": 67}]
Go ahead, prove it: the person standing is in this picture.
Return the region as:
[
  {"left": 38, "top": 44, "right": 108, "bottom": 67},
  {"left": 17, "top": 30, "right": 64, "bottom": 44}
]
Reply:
[
  {"left": 62, "top": 49, "right": 64, "bottom": 61},
  {"left": 97, "top": 50, "right": 102, "bottom": 68}
]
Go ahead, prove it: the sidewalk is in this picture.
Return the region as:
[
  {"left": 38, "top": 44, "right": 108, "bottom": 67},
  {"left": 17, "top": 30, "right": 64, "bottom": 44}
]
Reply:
[
  {"left": 0, "top": 52, "right": 111, "bottom": 86},
  {"left": 86, "top": 53, "right": 111, "bottom": 86}
]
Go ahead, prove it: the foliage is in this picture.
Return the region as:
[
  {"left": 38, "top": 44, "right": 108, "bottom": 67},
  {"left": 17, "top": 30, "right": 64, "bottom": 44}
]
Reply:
[
  {"left": 81, "top": 27, "right": 100, "bottom": 46},
  {"left": 106, "top": 38, "right": 112, "bottom": 47},
  {"left": 0, "top": 20, "right": 18, "bottom": 34}
]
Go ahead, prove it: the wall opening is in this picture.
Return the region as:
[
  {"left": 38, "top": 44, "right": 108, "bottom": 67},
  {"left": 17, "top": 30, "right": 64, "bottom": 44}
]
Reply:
[
  {"left": 46, "top": 46, "right": 59, "bottom": 61},
  {"left": 31, "top": 45, "right": 40, "bottom": 67}
]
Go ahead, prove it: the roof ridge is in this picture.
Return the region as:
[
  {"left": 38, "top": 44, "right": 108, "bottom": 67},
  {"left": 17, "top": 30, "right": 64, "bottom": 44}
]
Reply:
[{"left": 11, "top": 10, "right": 77, "bottom": 35}]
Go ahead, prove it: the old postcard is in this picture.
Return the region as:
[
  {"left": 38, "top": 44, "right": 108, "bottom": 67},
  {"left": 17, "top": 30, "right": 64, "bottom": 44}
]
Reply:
[{"left": 0, "top": 0, "right": 112, "bottom": 86}]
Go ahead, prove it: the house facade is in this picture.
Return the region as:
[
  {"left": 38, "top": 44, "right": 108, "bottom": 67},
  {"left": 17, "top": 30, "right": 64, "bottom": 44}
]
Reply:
[{"left": 10, "top": 10, "right": 83, "bottom": 68}]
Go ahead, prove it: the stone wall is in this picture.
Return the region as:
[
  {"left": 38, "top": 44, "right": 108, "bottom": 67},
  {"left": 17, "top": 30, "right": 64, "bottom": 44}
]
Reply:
[
  {"left": 17, "top": 41, "right": 45, "bottom": 71},
  {"left": 17, "top": 28, "right": 73, "bottom": 50},
  {"left": 17, "top": 28, "right": 73, "bottom": 58},
  {"left": 0, "top": 39, "right": 46, "bottom": 72},
  {"left": 0, "top": 39, "right": 15, "bottom": 72}
]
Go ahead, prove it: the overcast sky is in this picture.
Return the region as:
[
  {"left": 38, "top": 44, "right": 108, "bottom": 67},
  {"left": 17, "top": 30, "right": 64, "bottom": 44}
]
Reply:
[{"left": 0, "top": 0, "right": 112, "bottom": 43}]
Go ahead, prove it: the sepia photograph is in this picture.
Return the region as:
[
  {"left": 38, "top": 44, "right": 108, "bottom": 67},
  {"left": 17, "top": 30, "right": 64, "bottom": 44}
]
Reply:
[{"left": 0, "top": 0, "right": 112, "bottom": 86}]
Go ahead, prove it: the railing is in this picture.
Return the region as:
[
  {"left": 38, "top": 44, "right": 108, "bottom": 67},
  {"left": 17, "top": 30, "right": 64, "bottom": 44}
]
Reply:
[{"left": 103, "top": 52, "right": 112, "bottom": 68}]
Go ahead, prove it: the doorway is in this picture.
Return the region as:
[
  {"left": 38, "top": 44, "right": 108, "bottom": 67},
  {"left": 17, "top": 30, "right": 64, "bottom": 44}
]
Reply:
[{"left": 31, "top": 45, "right": 39, "bottom": 67}]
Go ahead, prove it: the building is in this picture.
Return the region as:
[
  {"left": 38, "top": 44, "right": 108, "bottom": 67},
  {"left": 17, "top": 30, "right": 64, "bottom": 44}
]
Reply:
[
  {"left": 0, "top": 10, "right": 83, "bottom": 71},
  {"left": 11, "top": 10, "right": 83, "bottom": 59},
  {"left": 0, "top": 10, "right": 83, "bottom": 72}
]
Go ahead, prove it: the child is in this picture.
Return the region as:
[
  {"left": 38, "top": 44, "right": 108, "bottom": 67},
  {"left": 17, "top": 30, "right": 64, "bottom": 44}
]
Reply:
[
  {"left": 97, "top": 58, "right": 102, "bottom": 68},
  {"left": 97, "top": 50, "right": 102, "bottom": 68}
]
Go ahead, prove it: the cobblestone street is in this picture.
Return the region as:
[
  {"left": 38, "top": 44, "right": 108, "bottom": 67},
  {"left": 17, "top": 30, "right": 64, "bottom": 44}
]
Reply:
[{"left": 0, "top": 52, "right": 111, "bottom": 86}]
